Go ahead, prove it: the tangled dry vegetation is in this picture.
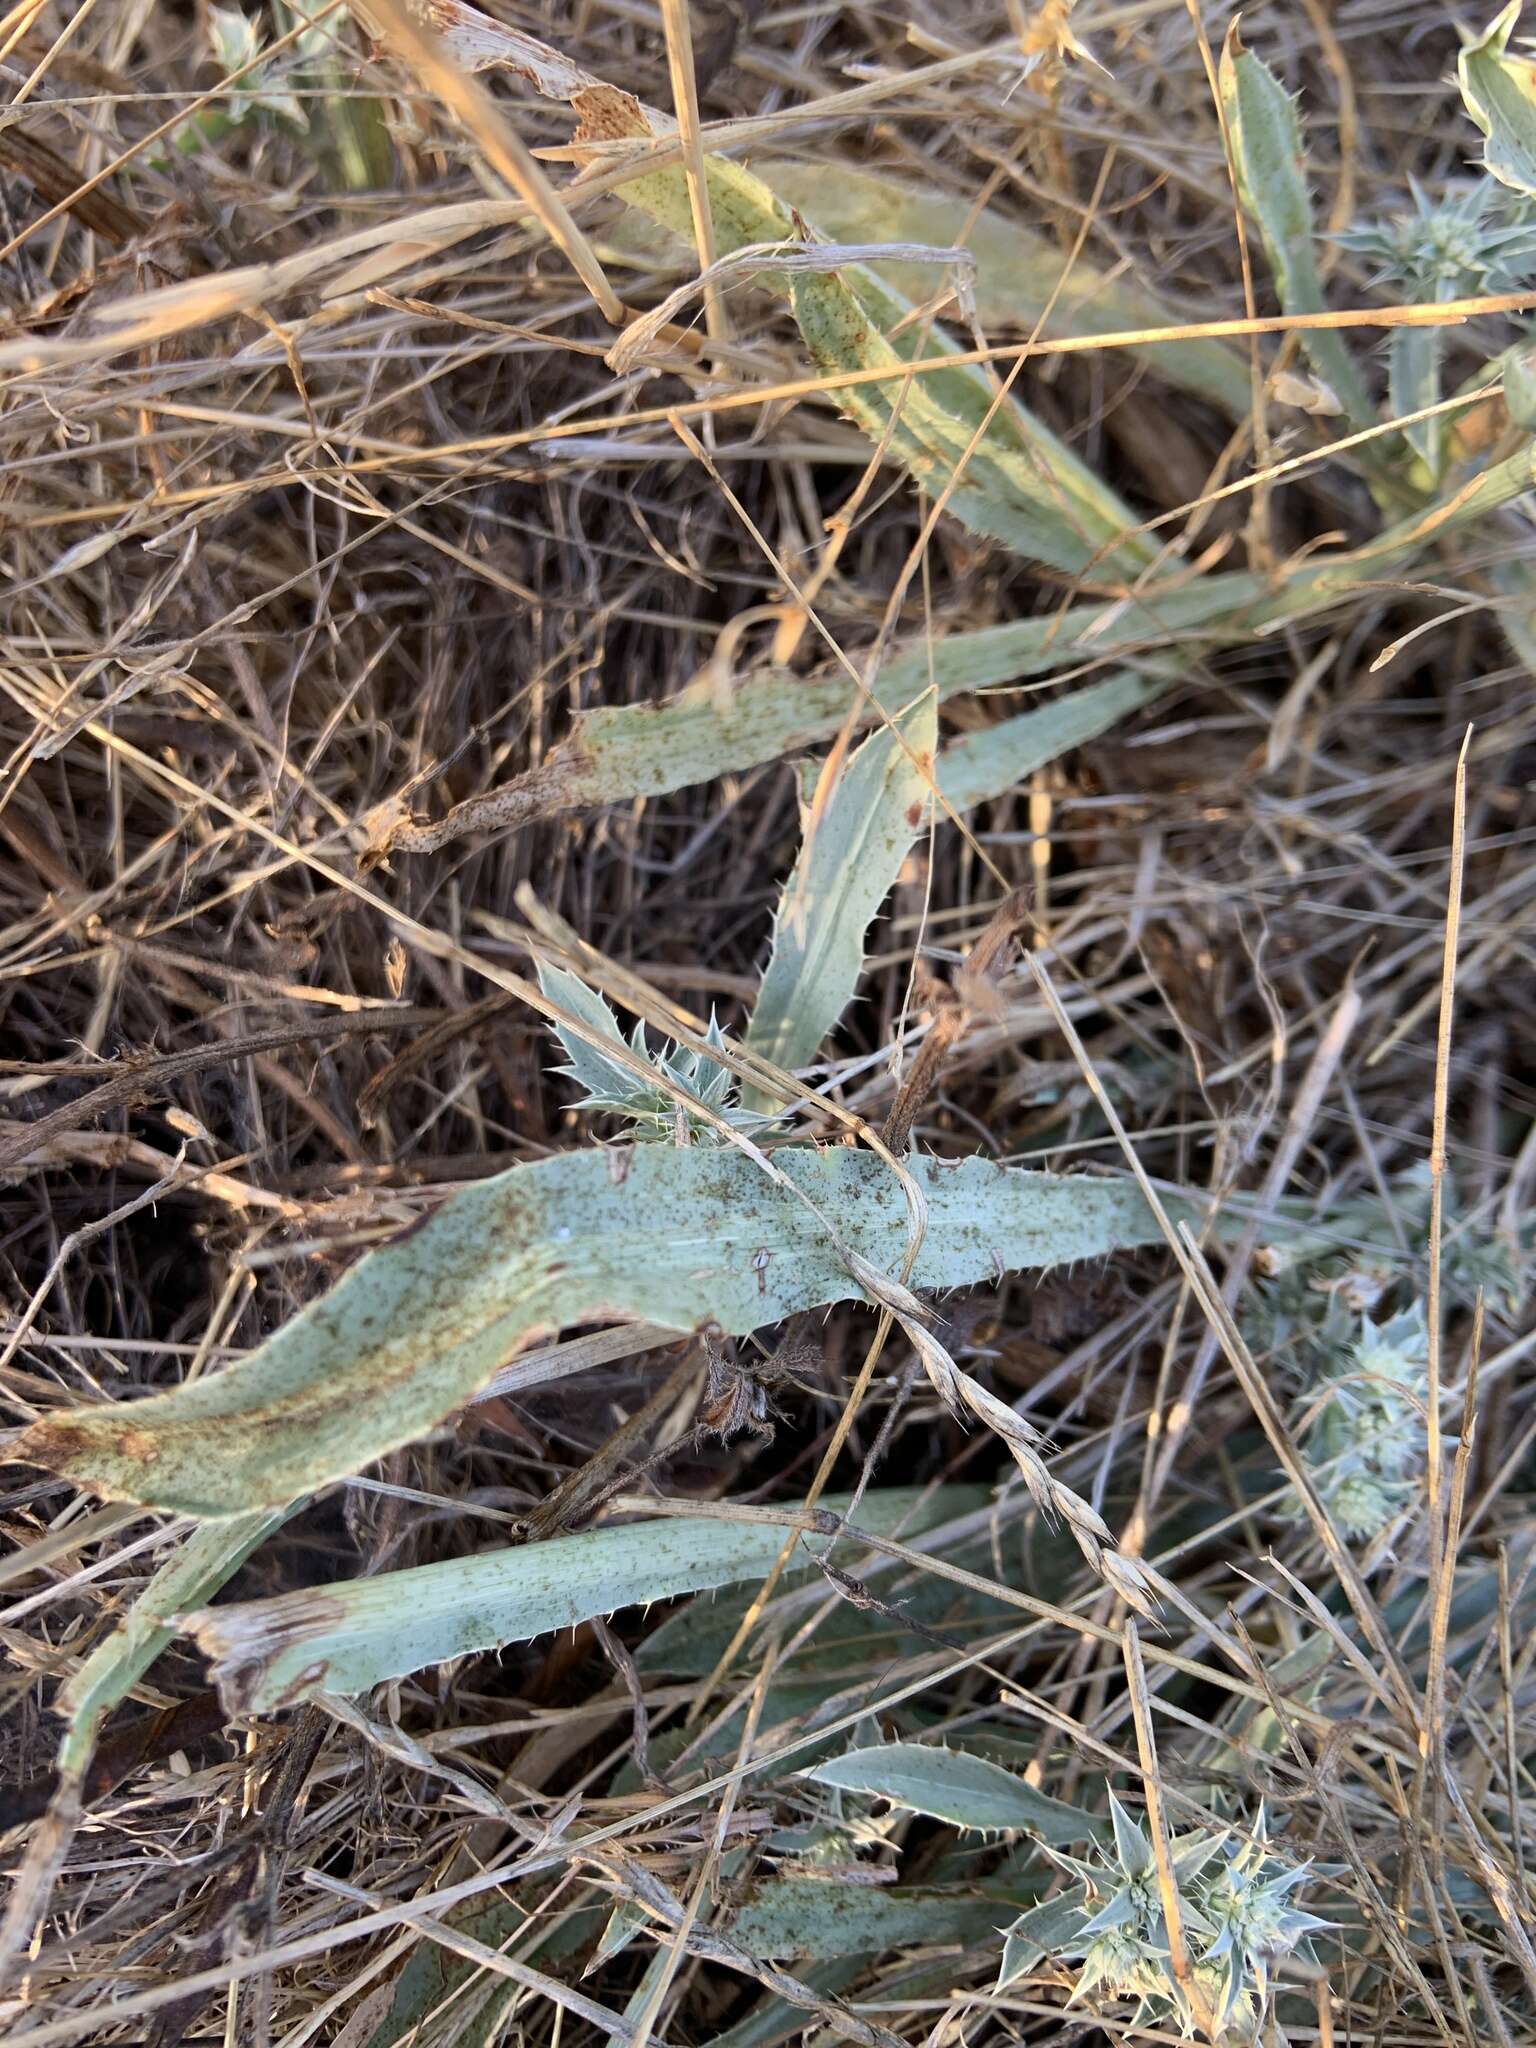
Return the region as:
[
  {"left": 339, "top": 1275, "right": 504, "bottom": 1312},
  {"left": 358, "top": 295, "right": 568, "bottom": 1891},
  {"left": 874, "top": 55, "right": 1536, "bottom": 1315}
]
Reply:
[{"left": 2, "top": 0, "right": 1535, "bottom": 2043}]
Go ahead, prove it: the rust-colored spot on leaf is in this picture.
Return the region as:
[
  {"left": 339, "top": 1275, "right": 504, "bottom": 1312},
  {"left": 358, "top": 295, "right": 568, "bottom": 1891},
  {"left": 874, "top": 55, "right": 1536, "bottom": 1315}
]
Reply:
[
  {"left": 14, "top": 1412, "right": 159, "bottom": 1491},
  {"left": 17, "top": 1415, "right": 95, "bottom": 1473}
]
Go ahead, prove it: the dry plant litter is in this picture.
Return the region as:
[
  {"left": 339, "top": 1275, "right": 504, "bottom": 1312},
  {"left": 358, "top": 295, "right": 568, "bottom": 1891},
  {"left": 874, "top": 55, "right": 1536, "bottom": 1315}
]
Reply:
[{"left": 1, "top": 0, "right": 1535, "bottom": 2043}]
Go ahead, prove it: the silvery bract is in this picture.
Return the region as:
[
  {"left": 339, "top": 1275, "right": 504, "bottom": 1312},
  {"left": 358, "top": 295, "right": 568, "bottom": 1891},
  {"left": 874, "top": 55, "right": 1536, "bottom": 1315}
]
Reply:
[
  {"left": 1336, "top": 178, "right": 1536, "bottom": 470},
  {"left": 537, "top": 961, "right": 771, "bottom": 1141},
  {"left": 1293, "top": 1303, "right": 1429, "bottom": 1542},
  {"left": 1002, "top": 1793, "right": 1328, "bottom": 2039}
]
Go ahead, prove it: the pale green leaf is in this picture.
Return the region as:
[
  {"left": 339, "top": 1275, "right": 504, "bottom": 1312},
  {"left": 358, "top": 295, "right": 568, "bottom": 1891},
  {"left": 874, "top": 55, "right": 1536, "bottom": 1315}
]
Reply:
[
  {"left": 741, "top": 671, "right": 1163, "bottom": 1105},
  {"left": 586, "top": 101, "right": 1148, "bottom": 575},
  {"left": 1218, "top": 40, "right": 1375, "bottom": 429},
  {"left": 1389, "top": 326, "right": 1442, "bottom": 474},
  {"left": 1503, "top": 340, "right": 1536, "bottom": 426},
  {"left": 637, "top": 1493, "right": 1005, "bottom": 1676},
  {"left": 16, "top": 1146, "right": 1190, "bottom": 1516},
  {"left": 208, "top": 5, "right": 304, "bottom": 127},
  {"left": 533, "top": 959, "right": 633, "bottom": 1098},
  {"left": 56, "top": 1508, "right": 291, "bottom": 1774},
  {"left": 756, "top": 165, "right": 1253, "bottom": 419},
  {"left": 727, "top": 1880, "right": 1001, "bottom": 1958},
  {"left": 802, "top": 1742, "right": 1097, "bottom": 1844},
  {"left": 451, "top": 578, "right": 1253, "bottom": 843},
  {"left": 184, "top": 1489, "right": 964, "bottom": 1713},
  {"left": 209, "top": 4, "right": 263, "bottom": 77},
  {"left": 997, "top": 1888, "right": 1091, "bottom": 1986},
  {"left": 1458, "top": 3, "right": 1536, "bottom": 197},
  {"left": 789, "top": 263, "right": 1152, "bottom": 576},
  {"left": 400, "top": 437, "right": 1536, "bottom": 849},
  {"left": 745, "top": 686, "right": 936, "bottom": 1098},
  {"left": 936, "top": 670, "right": 1163, "bottom": 813}
]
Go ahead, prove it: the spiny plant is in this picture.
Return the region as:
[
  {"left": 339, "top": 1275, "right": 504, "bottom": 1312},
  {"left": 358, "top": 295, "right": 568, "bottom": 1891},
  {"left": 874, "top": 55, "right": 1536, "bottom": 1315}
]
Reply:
[
  {"left": 1004, "top": 1793, "right": 1330, "bottom": 2041},
  {"left": 355, "top": 5, "right": 1536, "bottom": 866},
  {"left": 1337, "top": 179, "right": 1536, "bottom": 476},
  {"left": 1291, "top": 1303, "right": 1429, "bottom": 1544},
  {"left": 166, "top": 1, "right": 387, "bottom": 185},
  {"left": 5, "top": 5, "right": 1535, "bottom": 2042},
  {"left": 535, "top": 959, "right": 768, "bottom": 1142},
  {"left": 206, "top": 3, "right": 327, "bottom": 133},
  {"left": 1247, "top": 1166, "right": 1525, "bottom": 1547}
]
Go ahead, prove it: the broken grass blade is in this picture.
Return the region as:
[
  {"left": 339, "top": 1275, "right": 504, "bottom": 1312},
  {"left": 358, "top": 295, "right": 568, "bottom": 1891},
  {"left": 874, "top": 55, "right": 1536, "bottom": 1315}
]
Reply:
[
  {"left": 185, "top": 1488, "right": 960, "bottom": 1714},
  {"left": 16, "top": 1146, "right": 1187, "bottom": 1516},
  {"left": 802, "top": 1742, "right": 1099, "bottom": 1844},
  {"left": 744, "top": 686, "right": 936, "bottom": 1104}
]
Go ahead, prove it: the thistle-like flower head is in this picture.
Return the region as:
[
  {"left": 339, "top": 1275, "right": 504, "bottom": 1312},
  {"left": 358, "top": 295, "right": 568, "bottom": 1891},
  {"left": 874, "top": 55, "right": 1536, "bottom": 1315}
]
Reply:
[
  {"left": 1201, "top": 1812, "right": 1332, "bottom": 2013},
  {"left": 537, "top": 961, "right": 770, "bottom": 1144},
  {"left": 1068, "top": 1923, "right": 1171, "bottom": 2010},
  {"left": 1295, "top": 1302, "right": 1428, "bottom": 1540},
  {"left": 1337, "top": 178, "right": 1536, "bottom": 296},
  {"left": 1017, "top": 1792, "right": 1329, "bottom": 2039}
]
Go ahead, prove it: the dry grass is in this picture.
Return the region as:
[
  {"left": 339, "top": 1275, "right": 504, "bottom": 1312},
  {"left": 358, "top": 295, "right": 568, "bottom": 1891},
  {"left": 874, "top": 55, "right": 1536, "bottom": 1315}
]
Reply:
[{"left": 1, "top": 1, "right": 1534, "bottom": 2044}]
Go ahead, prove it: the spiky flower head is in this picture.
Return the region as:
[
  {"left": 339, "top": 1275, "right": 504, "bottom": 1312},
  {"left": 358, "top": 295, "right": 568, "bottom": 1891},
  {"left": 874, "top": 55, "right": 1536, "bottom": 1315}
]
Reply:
[
  {"left": 1249, "top": 1170, "right": 1528, "bottom": 1542},
  {"left": 207, "top": 6, "right": 302, "bottom": 126},
  {"left": 536, "top": 962, "right": 770, "bottom": 1143},
  {"left": 1294, "top": 1303, "right": 1427, "bottom": 1542},
  {"left": 1200, "top": 1810, "right": 1331, "bottom": 2022},
  {"left": 1336, "top": 177, "right": 1536, "bottom": 297},
  {"left": 1069, "top": 1922, "right": 1172, "bottom": 2011},
  {"left": 206, "top": 3, "right": 340, "bottom": 129},
  {"left": 1040, "top": 1796, "right": 1221, "bottom": 2034},
  {"left": 1012, "top": 1793, "right": 1329, "bottom": 2040}
]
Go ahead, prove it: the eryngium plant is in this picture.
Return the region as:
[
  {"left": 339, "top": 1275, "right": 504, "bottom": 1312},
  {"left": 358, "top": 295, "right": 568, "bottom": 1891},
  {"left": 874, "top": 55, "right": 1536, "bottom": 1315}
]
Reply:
[
  {"left": 537, "top": 962, "right": 765, "bottom": 1141},
  {"left": 1290, "top": 1302, "right": 1429, "bottom": 1542},
  {"left": 1004, "top": 1793, "right": 1329, "bottom": 2039},
  {"left": 1336, "top": 178, "right": 1536, "bottom": 474},
  {"left": 1246, "top": 1163, "right": 1525, "bottom": 1546}
]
